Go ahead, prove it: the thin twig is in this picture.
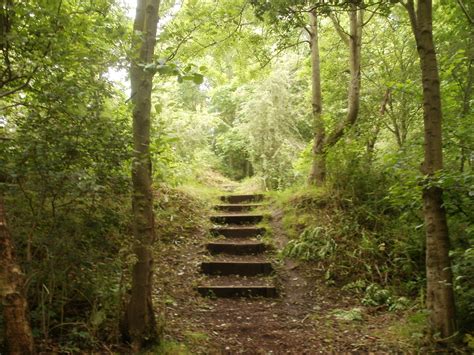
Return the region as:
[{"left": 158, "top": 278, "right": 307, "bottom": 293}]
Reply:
[
  {"left": 259, "top": 39, "right": 308, "bottom": 69},
  {"left": 456, "top": 0, "right": 474, "bottom": 24}
]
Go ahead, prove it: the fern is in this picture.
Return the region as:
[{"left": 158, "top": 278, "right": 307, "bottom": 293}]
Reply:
[{"left": 283, "top": 226, "right": 337, "bottom": 261}]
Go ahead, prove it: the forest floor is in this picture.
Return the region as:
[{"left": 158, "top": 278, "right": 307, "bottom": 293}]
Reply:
[{"left": 151, "top": 185, "right": 416, "bottom": 354}]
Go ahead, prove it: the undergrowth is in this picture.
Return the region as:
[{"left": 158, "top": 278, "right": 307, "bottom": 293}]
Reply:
[
  {"left": 272, "top": 185, "right": 424, "bottom": 293},
  {"left": 154, "top": 184, "right": 213, "bottom": 242},
  {"left": 271, "top": 166, "right": 473, "bottom": 350},
  {"left": 1, "top": 181, "right": 213, "bottom": 353}
]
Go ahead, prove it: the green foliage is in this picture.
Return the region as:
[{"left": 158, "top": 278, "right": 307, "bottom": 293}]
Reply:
[
  {"left": 0, "top": 0, "right": 134, "bottom": 350},
  {"left": 283, "top": 227, "right": 336, "bottom": 261},
  {"left": 384, "top": 310, "right": 429, "bottom": 349},
  {"left": 233, "top": 58, "right": 309, "bottom": 188},
  {"left": 150, "top": 81, "right": 222, "bottom": 184},
  {"left": 151, "top": 340, "right": 190, "bottom": 354},
  {"left": 1, "top": 0, "right": 129, "bottom": 97},
  {"left": 214, "top": 127, "right": 253, "bottom": 180},
  {"left": 143, "top": 60, "right": 205, "bottom": 84},
  {"left": 274, "top": 172, "right": 425, "bottom": 290},
  {"left": 464, "top": 333, "right": 474, "bottom": 351},
  {"left": 331, "top": 308, "right": 364, "bottom": 322},
  {"left": 154, "top": 184, "right": 211, "bottom": 242},
  {"left": 4, "top": 180, "right": 132, "bottom": 348},
  {"left": 452, "top": 247, "right": 474, "bottom": 331},
  {"left": 362, "top": 284, "right": 410, "bottom": 311}
]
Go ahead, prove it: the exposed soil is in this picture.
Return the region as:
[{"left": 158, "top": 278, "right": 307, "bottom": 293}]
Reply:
[{"left": 153, "top": 201, "right": 408, "bottom": 353}]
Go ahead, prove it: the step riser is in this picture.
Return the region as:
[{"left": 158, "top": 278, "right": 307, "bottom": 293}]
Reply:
[
  {"left": 215, "top": 205, "right": 257, "bottom": 212},
  {"left": 220, "top": 194, "right": 264, "bottom": 203},
  {"left": 210, "top": 215, "right": 263, "bottom": 225},
  {"left": 197, "top": 286, "right": 277, "bottom": 298},
  {"left": 201, "top": 262, "right": 273, "bottom": 276},
  {"left": 210, "top": 228, "right": 266, "bottom": 238},
  {"left": 207, "top": 243, "right": 265, "bottom": 255}
]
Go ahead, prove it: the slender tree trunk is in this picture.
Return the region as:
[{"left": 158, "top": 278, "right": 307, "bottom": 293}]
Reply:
[
  {"left": 405, "top": 0, "right": 456, "bottom": 339},
  {"left": 0, "top": 195, "right": 35, "bottom": 355},
  {"left": 325, "top": 4, "right": 363, "bottom": 147},
  {"left": 308, "top": 5, "right": 363, "bottom": 185},
  {"left": 124, "top": 0, "right": 161, "bottom": 350},
  {"left": 365, "top": 123, "right": 380, "bottom": 162},
  {"left": 459, "top": 39, "right": 472, "bottom": 172},
  {"left": 308, "top": 10, "right": 325, "bottom": 185}
]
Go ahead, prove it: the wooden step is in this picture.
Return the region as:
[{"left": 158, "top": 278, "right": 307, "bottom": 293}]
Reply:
[
  {"left": 210, "top": 226, "right": 266, "bottom": 238},
  {"left": 197, "top": 285, "right": 277, "bottom": 298},
  {"left": 210, "top": 213, "right": 263, "bottom": 225},
  {"left": 201, "top": 261, "right": 273, "bottom": 276},
  {"left": 207, "top": 241, "right": 265, "bottom": 255},
  {"left": 214, "top": 203, "right": 262, "bottom": 212},
  {"left": 220, "top": 194, "right": 264, "bottom": 204}
]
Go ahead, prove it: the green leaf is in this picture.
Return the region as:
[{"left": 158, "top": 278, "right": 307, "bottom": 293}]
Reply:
[
  {"left": 192, "top": 73, "right": 204, "bottom": 84},
  {"left": 144, "top": 63, "right": 156, "bottom": 72},
  {"left": 154, "top": 103, "right": 163, "bottom": 114},
  {"left": 181, "top": 75, "right": 194, "bottom": 81}
]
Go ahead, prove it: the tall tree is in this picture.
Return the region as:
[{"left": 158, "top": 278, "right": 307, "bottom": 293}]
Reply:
[
  {"left": 1, "top": 3, "right": 36, "bottom": 351},
  {"left": 125, "top": 0, "right": 161, "bottom": 349},
  {"left": 403, "top": 0, "right": 456, "bottom": 338},
  {"left": 250, "top": 0, "right": 365, "bottom": 185},
  {"left": 309, "top": 4, "right": 363, "bottom": 185},
  {"left": 307, "top": 10, "right": 325, "bottom": 184}
]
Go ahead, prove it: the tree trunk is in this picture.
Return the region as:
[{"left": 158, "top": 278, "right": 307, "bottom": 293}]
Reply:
[
  {"left": 459, "top": 35, "right": 472, "bottom": 172},
  {"left": 0, "top": 195, "right": 35, "bottom": 355},
  {"left": 308, "top": 10, "right": 325, "bottom": 185},
  {"left": 325, "top": 4, "right": 363, "bottom": 147},
  {"left": 125, "top": 0, "right": 161, "bottom": 350},
  {"left": 308, "top": 5, "right": 363, "bottom": 185},
  {"left": 405, "top": 0, "right": 456, "bottom": 339}
]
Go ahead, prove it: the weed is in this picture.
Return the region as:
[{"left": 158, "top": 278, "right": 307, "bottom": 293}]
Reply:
[
  {"left": 150, "top": 340, "right": 189, "bottom": 354},
  {"left": 282, "top": 227, "right": 336, "bottom": 261},
  {"left": 381, "top": 310, "right": 429, "bottom": 350},
  {"left": 464, "top": 333, "right": 474, "bottom": 351},
  {"left": 341, "top": 279, "right": 367, "bottom": 294},
  {"left": 184, "top": 331, "right": 209, "bottom": 345},
  {"left": 361, "top": 283, "right": 411, "bottom": 311},
  {"left": 331, "top": 308, "right": 364, "bottom": 322}
]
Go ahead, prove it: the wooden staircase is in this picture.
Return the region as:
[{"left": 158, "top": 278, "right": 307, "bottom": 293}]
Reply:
[{"left": 197, "top": 193, "right": 277, "bottom": 298}]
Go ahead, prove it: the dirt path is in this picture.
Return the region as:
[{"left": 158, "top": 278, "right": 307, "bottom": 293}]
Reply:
[{"left": 153, "top": 194, "right": 406, "bottom": 353}]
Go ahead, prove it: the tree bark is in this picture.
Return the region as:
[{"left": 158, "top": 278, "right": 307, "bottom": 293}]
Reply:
[
  {"left": 405, "top": 0, "right": 456, "bottom": 339},
  {"left": 308, "top": 10, "right": 325, "bottom": 185},
  {"left": 0, "top": 195, "right": 35, "bottom": 355},
  {"left": 124, "top": 0, "right": 161, "bottom": 350}
]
